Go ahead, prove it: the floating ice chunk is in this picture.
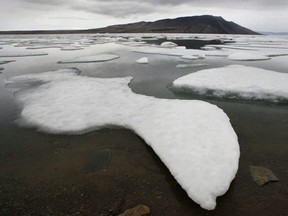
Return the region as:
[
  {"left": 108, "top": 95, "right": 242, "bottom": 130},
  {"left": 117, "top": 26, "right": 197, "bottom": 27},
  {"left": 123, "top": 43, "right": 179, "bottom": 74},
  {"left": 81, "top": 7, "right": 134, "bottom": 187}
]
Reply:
[
  {"left": 0, "top": 51, "right": 48, "bottom": 57},
  {"left": 58, "top": 54, "right": 119, "bottom": 63},
  {"left": 198, "top": 54, "right": 206, "bottom": 59},
  {"left": 176, "top": 63, "right": 209, "bottom": 69},
  {"left": 175, "top": 46, "right": 186, "bottom": 49},
  {"left": 228, "top": 52, "right": 271, "bottom": 61},
  {"left": 7, "top": 68, "right": 239, "bottom": 210},
  {"left": 201, "top": 46, "right": 216, "bottom": 51},
  {"left": 26, "top": 45, "right": 62, "bottom": 49},
  {"left": 60, "top": 46, "right": 84, "bottom": 51},
  {"left": 160, "top": 41, "right": 178, "bottom": 48},
  {"left": 173, "top": 65, "right": 288, "bottom": 102},
  {"left": 181, "top": 55, "right": 199, "bottom": 60},
  {"left": 136, "top": 57, "right": 148, "bottom": 64}
]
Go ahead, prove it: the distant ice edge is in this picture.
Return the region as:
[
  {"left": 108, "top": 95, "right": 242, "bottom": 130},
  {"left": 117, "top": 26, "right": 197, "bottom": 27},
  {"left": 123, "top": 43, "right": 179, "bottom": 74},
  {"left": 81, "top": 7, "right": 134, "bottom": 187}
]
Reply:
[{"left": 6, "top": 68, "right": 240, "bottom": 210}]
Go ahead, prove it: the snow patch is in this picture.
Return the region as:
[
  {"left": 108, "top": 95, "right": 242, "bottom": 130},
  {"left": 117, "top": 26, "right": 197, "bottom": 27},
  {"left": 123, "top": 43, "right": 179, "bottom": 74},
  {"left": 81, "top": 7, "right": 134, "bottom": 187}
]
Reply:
[{"left": 7, "top": 68, "right": 239, "bottom": 210}]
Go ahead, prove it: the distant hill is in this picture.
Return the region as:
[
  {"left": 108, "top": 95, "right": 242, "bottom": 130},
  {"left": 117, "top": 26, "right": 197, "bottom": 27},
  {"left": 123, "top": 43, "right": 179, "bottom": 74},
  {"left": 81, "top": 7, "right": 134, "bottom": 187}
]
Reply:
[
  {"left": 0, "top": 15, "right": 259, "bottom": 35},
  {"left": 88, "top": 15, "right": 259, "bottom": 35}
]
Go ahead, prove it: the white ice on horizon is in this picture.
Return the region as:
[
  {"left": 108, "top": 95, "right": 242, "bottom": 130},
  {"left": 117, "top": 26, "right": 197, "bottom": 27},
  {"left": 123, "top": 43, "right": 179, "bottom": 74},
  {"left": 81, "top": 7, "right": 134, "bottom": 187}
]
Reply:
[
  {"left": 136, "top": 57, "right": 148, "bottom": 64},
  {"left": 0, "top": 51, "right": 48, "bottom": 58},
  {"left": 228, "top": 52, "right": 271, "bottom": 61},
  {"left": 58, "top": 54, "right": 120, "bottom": 63},
  {"left": 7, "top": 68, "right": 239, "bottom": 210},
  {"left": 173, "top": 65, "right": 288, "bottom": 102}
]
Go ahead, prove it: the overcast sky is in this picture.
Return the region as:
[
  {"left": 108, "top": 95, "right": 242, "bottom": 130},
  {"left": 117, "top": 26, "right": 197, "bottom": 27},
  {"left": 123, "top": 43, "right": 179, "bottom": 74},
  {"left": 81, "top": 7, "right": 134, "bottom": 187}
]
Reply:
[{"left": 0, "top": 0, "right": 287, "bottom": 32}]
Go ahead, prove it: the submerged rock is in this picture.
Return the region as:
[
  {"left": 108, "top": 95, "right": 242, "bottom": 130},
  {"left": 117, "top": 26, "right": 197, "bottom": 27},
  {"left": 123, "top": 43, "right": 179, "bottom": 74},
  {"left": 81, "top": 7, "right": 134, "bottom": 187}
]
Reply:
[
  {"left": 249, "top": 166, "right": 279, "bottom": 186},
  {"left": 119, "top": 205, "right": 150, "bottom": 216}
]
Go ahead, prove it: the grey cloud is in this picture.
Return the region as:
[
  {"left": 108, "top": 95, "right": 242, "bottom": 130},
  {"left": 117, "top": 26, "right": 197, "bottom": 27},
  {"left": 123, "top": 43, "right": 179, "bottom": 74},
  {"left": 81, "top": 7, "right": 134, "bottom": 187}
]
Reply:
[
  {"left": 6, "top": 0, "right": 288, "bottom": 18},
  {"left": 74, "top": 1, "right": 157, "bottom": 17}
]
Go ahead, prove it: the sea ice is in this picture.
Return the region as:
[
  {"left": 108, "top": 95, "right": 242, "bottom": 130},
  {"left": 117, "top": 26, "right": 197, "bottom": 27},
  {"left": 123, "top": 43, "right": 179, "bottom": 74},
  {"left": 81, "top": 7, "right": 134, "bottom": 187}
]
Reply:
[
  {"left": 7, "top": 68, "right": 239, "bottom": 210},
  {"left": 176, "top": 63, "right": 209, "bottom": 69},
  {"left": 173, "top": 65, "right": 288, "bottom": 102},
  {"left": 58, "top": 54, "right": 120, "bottom": 63},
  {"left": 160, "top": 41, "right": 178, "bottom": 48},
  {"left": 136, "top": 57, "right": 148, "bottom": 64},
  {"left": 0, "top": 51, "right": 48, "bottom": 57},
  {"left": 181, "top": 55, "right": 199, "bottom": 60},
  {"left": 133, "top": 46, "right": 229, "bottom": 57},
  {"left": 228, "top": 52, "right": 271, "bottom": 61}
]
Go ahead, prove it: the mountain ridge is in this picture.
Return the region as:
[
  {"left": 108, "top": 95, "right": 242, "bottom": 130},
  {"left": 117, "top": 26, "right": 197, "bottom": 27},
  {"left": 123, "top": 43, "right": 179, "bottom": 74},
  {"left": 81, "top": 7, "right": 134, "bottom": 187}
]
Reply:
[{"left": 0, "top": 15, "right": 259, "bottom": 35}]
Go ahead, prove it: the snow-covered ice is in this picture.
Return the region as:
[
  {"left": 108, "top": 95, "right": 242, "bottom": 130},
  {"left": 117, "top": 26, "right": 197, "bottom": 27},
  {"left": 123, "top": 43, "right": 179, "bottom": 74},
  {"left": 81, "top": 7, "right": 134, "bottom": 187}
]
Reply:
[
  {"left": 58, "top": 54, "right": 120, "bottom": 63},
  {"left": 228, "top": 52, "right": 271, "bottom": 61},
  {"left": 160, "top": 41, "right": 178, "bottom": 48},
  {"left": 173, "top": 65, "right": 288, "bottom": 102},
  {"left": 7, "top": 68, "right": 239, "bottom": 210},
  {"left": 136, "top": 57, "right": 148, "bottom": 64},
  {"left": 0, "top": 51, "right": 48, "bottom": 57}
]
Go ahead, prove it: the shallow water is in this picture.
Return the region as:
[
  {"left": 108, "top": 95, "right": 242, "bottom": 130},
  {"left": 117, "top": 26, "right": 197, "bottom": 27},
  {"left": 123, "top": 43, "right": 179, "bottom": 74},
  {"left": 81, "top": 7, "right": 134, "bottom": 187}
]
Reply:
[{"left": 0, "top": 34, "right": 288, "bottom": 215}]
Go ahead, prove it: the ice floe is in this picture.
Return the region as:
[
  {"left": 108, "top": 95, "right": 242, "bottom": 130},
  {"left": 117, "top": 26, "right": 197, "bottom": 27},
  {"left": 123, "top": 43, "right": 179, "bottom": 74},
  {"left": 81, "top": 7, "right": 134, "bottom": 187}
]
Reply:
[
  {"left": 160, "top": 41, "right": 178, "bottom": 48},
  {"left": 176, "top": 63, "right": 209, "bottom": 69},
  {"left": 181, "top": 55, "right": 199, "bottom": 60},
  {"left": 228, "top": 52, "right": 271, "bottom": 61},
  {"left": 58, "top": 54, "right": 120, "bottom": 63},
  {"left": 7, "top": 68, "right": 239, "bottom": 210},
  {"left": 136, "top": 57, "right": 148, "bottom": 64},
  {"left": 173, "top": 65, "right": 288, "bottom": 102},
  {"left": 0, "top": 51, "right": 48, "bottom": 58}
]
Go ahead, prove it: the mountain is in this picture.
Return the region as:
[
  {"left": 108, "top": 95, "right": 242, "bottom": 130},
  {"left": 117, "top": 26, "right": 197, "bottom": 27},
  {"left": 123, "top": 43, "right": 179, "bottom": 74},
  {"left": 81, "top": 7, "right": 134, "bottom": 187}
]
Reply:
[
  {"left": 0, "top": 15, "right": 259, "bottom": 35},
  {"left": 87, "top": 15, "right": 259, "bottom": 34}
]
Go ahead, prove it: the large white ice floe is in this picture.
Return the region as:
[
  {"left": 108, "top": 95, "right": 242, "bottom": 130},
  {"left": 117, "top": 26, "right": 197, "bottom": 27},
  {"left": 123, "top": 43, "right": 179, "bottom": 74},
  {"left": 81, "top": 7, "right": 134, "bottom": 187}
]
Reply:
[
  {"left": 173, "top": 65, "right": 288, "bottom": 102},
  {"left": 228, "top": 52, "right": 271, "bottom": 61},
  {"left": 0, "top": 50, "right": 48, "bottom": 57},
  {"left": 7, "top": 68, "right": 239, "bottom": 210},
  {"left": 58, "top": 54, "right": 120, "bottom": 63}
]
